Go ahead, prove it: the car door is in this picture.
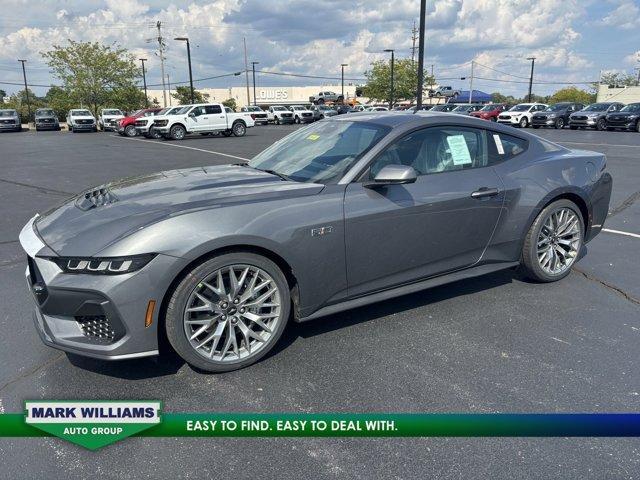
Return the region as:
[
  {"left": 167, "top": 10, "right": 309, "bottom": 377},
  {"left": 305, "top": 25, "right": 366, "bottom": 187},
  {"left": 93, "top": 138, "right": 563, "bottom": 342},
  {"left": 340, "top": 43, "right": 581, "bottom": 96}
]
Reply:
[
  {"left": 185, "top": 106, "right": 207, "bottom": 132},
  {"left": 343, "top": 125, "right": 505, "bottom": 297},
  {"left": 206, "top": 104, "right": 227, "bottom": 130}
]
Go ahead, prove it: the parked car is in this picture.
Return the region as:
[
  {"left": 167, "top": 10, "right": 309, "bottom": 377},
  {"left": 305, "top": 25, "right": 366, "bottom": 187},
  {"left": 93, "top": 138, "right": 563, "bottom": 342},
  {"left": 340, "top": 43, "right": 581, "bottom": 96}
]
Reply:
[
  {"left": 66, "top": 109, "right": 97, "bottom": 133},
  {"left": 118, "top": 108, "right": 163, "bottom": 137},
  {"left": 429, "top": 86, "right": 460, "bottom": 98},
  {"left": 430, "top": 104, "right": 457, "bottom": 112},
  {"left": 0, "top": 109, "right": 21, "bottom": 132},
  {"left": 98, "top": 109, "right": 125, "bottom": 131},
  {"left": 240, "top": 106, "right": 268, "bottom": 125},
  {"left": 412, "top": 105, "right": 435, "bottom": 111},
  {"left": 310, "top": 104, "right": 339, "bottom": 120},
  {"left": 366, "top": 106, "right": 389, "bottom": 112},
  {"left": 569, "top": 102, "right": 625, "bottom": 131},
  {"left": 334, "top": 104, "right": 354, "bottom": 115},
  {"left": 604, "top": 102, "right": 640, "bottom": 132},
  {"left": 469, "top": 103, "right": 509, "bottom": 122},
  {"left": 152, "top": 103, "right": 255, "bottom": 140},
  {"left": 531, "top": 102, "right": 584, "bottom": 129},
  {"left": 309, "top": 91, "right": 344, "bottom": 104},
  {"left": 288, "top": 105, "right": 314, "bottom": 123},
  {"left": 351, "top": 105, "right": 368, "bottom": 112},
  {"left": 451, "top": 104, "right": 484, "bottom": 115},
  {"left": 135, "top": 106, "right": 184, "bottom": 138},
  {"left": 267, "top": 105, "right": 295, "bottom": 125},
  {"left": 19, "top": 113, "right": 612, "bottom": 372},
  {"left": 497, "top": 103, "right": 547, "bottom": 128},
  {"left": 34, "top": 108, "right": 60, "bottom": 131}
]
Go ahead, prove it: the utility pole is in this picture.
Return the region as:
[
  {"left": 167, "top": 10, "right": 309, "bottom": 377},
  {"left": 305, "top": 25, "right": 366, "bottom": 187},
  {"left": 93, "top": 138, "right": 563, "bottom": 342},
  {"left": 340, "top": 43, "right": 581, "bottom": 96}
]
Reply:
[
  {"left": 341, "top": 63, "right": 348, "bottom": 100},
  {"left": 415, "top": 0, "right": 426, "bottom": 111},
  {"left": 156, "top": 21, "right": 167, "bottom": 107},
  {"left": 243, "top": 37, "right": 250, "bottom": 107},
  {"left": 18, "top": 59, "right": 31, "bottom": 121},
  {"left": 174, "top": 37, "right": 194, "bottom": 103},
  {"left": 410, "top": 21, "right": 418, "bottom": 65},
  {"left": 251, "top": 61, "right": 259, "bottom": 106},
  {"left": 167, "top": 74, "right": 172, "bottom": 105},
  {"left": 469, "top": 60, "right": 474, "bottom": 104},
  {"left": 429, "top": 63, "right": 434, "bottom": 104},
  {"left": 384, "top": 49, "right": 395, "bottom": 109},
  {"left": 139, "top": 58, "right": 148, "bottom": 107},
  {"left": 527, "top": 57, "right": 536, "bottom": 102}
]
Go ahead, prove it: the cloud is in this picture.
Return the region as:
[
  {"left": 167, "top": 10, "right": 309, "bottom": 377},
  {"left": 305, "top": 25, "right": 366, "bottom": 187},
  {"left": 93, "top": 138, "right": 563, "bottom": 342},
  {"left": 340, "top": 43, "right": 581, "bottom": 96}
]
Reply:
[{"left": 598, "top": 0, "right": 640, "bottom": 30}]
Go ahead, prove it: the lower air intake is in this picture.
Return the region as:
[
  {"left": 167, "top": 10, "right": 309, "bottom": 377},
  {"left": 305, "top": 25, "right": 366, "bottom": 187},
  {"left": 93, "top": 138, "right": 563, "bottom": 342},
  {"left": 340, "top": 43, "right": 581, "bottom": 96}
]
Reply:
[{"left": 76, "top": 315, "right": 116, "bottom": 343}]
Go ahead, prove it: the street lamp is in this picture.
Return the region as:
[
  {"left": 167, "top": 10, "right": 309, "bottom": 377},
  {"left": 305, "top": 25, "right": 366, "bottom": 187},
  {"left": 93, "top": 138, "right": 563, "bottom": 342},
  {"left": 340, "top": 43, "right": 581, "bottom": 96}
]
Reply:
[
  {"left": 139, "top": 58, "right": 148, "bottom": 107},
  {"left": 526, "top": 57, "right": 536, "bottom": 102},
  {"left": 384, "top": 49, "right": 395, "bottom": 109},
  {"left": 18, "top": 59, "right": 31, "bottom": 121},
  {"left": 251, "top": 61, "right": 259, "bottom": 106},
  {"left": 340, "top": 63, "right": 348, "bottom": 101},
  {"left": 174, "top": 37, "right": 195, "bottom": 103}
]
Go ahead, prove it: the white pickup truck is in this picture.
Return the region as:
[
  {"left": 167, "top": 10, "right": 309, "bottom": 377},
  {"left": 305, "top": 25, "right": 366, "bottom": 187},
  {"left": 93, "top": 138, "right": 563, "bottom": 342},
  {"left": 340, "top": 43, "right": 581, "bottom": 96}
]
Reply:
[
  {"left": 98, "top": 108, "right": 125, "bottom": 131},
  {"left": 152, "top": 103, "right": 255, "bottom": 140}
]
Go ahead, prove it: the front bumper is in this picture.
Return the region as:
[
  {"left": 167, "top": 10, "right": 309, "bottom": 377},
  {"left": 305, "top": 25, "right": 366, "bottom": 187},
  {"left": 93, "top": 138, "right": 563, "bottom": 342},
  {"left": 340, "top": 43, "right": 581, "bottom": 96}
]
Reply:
[
  {"left": 71, "top": 123, "right": 96, "bottom": 131},
  {"left": 277, "top": 117, "right": 295, "bottom": 124},
  {"left": 569, "top": 118, "right": 597, "bottom": 127},
  {"left": 135, "top": 123, "right": 153, "bottom": 134},
  {"left": 18, "top": 216, "right": 189, "bottom": 360},
  {"left": 497, "top": 117, "right": 522, "bottom": 125},
  {"left": 531, "top": 117, "right": 556, "bottom": 126},
  {"left": 0, "top": 122, "right": 19, "bottom": 130}
]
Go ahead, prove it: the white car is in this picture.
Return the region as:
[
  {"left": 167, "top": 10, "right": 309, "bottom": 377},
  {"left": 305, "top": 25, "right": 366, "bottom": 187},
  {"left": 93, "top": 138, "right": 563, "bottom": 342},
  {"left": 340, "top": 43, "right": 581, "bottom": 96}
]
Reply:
[
  {"left": 240, "top": 106, "right": 269, "bottom": 125},
  {"left": 288, "top": 105, "right": 314, "bottom": 123},
  {"left": 366, "top": 106, "right": 389, "bottom": 112},
  {"left": 98, "top": 108, "right": 124, "bottom": 131},
  {"left": 66, "top": 109, "right": 97, "bottom": 133},
  {"left": 135, "top": 106, "right": 185, "bottom": 138},
  {"left": 152, "top": 103, "right": 255, "bottom": 140},
  {"left": 267, "top": 105, "right": 295, "bottom": 124},
  {"left": 497, "top": 103, "right": 548, "bottom": 128}
]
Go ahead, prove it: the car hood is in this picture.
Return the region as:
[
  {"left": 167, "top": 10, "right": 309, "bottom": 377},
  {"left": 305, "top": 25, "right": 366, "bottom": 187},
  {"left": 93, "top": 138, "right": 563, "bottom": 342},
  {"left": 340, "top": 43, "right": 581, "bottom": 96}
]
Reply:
[
  {"left": 70, "top": 115, "right": 95, "bottom": 121},
  {"left": 102, "top": 115, "right": 124, "bottom": 119},
  {"left": 34, "top": 164, "right": 324, "bottom": 256},
  {"left": 606, "top": 111, "right": 638, "bottom": 117}
]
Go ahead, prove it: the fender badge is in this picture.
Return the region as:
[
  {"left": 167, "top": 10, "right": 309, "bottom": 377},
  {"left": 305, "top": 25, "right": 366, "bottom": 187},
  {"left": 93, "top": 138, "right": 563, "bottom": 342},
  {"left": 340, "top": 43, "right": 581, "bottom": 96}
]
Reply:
[{"left": 311, "top": 226, "right": 333, "bottom": 237}]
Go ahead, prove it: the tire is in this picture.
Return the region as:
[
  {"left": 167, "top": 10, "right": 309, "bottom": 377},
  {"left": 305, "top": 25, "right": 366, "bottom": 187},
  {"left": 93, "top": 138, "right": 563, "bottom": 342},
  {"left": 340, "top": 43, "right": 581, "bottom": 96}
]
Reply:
[
  {"left": 275, "top": 116, "right": 280, "bottom": 125},
  {"left": 636, "top": 121, "right": 640, "bottom": 133},
  {"left": 149, "top": 128, "right": 163, "bottom": 139},
  {"left": 165, "top": 252, "right": 291, "bottom": 372},
  {"left": 520, "top": 199, "right": 584, "bottom": 283},
  {"left": 519, "top": 117, "right": 528, "bottom": 128},
  {"left": 124, "top": 124, "right": 137, "bottom": 137},
  {"left": 169, "top": 124, "right": 186, "bottom": 140},
  {"left": 294, "top": 115, "right": 300, "bottom": 124},
  {"left": 555, "top": 118, "right": 565, "bottom": 129},
  {"left": 70, "top": 126, "right": 75, "bottom": 133},
  {"left": 596, "top": 119, "right": 606, "bottom": 131},
  {"left": 232, "top": 121, "right": 246, "bottom": 137}
]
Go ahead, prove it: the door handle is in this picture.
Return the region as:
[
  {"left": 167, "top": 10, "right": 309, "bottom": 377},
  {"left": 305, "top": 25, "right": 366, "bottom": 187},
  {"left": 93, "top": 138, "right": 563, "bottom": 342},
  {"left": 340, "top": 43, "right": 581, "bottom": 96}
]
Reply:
[
  {"left": 471, "top": 187, "right": 500, "bottom": 199},
  {"left": 202, "top": 117, "right": 208, "bottom": 119},
  {"left": 219, "top": 116, "right": 225, "bottom": 118}
]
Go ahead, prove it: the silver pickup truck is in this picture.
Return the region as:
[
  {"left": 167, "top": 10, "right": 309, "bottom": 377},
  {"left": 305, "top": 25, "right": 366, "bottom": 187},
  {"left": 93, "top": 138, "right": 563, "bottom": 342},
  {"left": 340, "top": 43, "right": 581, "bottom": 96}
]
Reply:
[{"left": 309, "top": 91, "right": 344, "bottom": 104}]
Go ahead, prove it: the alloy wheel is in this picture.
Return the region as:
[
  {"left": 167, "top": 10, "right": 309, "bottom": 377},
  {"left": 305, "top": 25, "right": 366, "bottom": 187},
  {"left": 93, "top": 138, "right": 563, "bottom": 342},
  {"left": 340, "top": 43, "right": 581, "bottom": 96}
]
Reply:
[
  {"left": 183, "top": 264, "right": 282, "bottom": 363},
  {"left": 556, "top": 118, "right": 564, "bottom": 129},
  {"left": 536, "top": 207, "right": 581, "bottom": 275}
]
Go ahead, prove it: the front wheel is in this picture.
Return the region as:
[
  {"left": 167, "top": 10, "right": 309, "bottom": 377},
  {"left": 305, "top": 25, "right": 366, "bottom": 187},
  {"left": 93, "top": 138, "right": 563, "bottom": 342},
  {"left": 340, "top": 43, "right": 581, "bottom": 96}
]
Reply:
[
  {"left": 169, "top": 124, "right": 186, "bottom": 140},
  {"left": 636, "top": 121, "right": 640, "bottom": 133},
  {"left": 294, "top": 116, "right": 300, "bottom": 124},
  {"left": 519, "top": 117, "right": 528, "bottom": 128},
  {"left": 555, "top": 118, "right": 565, "bottom": 129},
  {"left": 165, "top": 253, "right": 291, "bottom": 372},
  {"left": 520, "top": 200, "right": 583, "bottom": 282},
  {"left": 596, "top": 119, "right": 607, "bottom": 131},
  {"left": 232, "top": 122, "right": 246, "bottom": 137},
  {"left": 274, "top": 116, "right": 280, "bottom": 125},
  {"left": 124, "top": 125, "right": 137, "bottom": 137}
]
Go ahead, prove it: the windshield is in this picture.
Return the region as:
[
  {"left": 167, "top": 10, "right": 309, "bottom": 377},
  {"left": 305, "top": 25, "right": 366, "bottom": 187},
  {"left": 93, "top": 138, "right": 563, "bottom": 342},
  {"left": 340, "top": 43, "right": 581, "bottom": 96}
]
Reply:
[
  {"left": 36, "top": 109, "right": 55, "bottom": 116},
  {"left": 480, "top": 104, "right": 499, "bottom": 111},
  {"left": 156, "top": 108, "right": 170, "bottom": 115},
  {"left": 452, "top": 105, "right": 471, "bottom": 111},
  {"left": 510, "top": 105, "right": 531, "bottom": 112},
  {"left": 318, "top": 106, "right": 332, "bottom": 110},
  {"left": 102, "top": 109, "right": 122, "bottom": 115},
  {"left": 175, "top": 106, "right": 191, "bottom": 114},
  {"left": 291, "top": 106, "right": 305, "bottom": 111},
  {"left": 0, "top": 110, "right": 17, "bottom": 117},
  {"left": 272, "top": 106, "right": 287, "bottom": 111},
  {"left": 620, "top": 104, "right": 640, "bottom": 112},
  {"left": 71, "top": 110, "right": 92, "bottom": 116},
  {"left": 246, "top": 106, "right": 261, "bottom": 112},
  {"left": 431, "top": 105, "right": 453, "bottom": 111},
  {"left": 584, "top": 103, "right": 609, "bottom": 112},
  {"left": 248, "top": 120, "right": 390, "bottom": 184},
  {"left": 545, "top": 104, "right": 570, "bottom": 112}
]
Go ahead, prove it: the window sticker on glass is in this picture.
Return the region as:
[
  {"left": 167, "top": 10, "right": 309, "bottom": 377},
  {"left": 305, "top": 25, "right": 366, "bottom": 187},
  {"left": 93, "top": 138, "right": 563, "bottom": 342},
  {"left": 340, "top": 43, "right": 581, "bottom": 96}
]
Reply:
[
  {"left": 493, "top": 134, "right": 505, "bottom": 155},
  {"left": 446, "top": 134, "right": 472, "bottom": 165},
  {"left": 307, "top": 134, "right": 320, "bottom": 141}
]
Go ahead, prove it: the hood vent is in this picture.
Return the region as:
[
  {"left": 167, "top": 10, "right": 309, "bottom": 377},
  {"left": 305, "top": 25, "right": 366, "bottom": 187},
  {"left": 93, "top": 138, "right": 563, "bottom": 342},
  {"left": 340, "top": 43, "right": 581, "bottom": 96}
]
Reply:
[{"left": 75, "top": 187, "right": 118, "bottom": 210}]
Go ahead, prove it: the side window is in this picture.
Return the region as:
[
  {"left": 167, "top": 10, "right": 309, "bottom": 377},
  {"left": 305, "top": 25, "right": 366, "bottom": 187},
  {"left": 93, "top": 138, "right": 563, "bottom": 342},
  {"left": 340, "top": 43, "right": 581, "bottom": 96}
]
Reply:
[
  {"left": 488, "top": 132, "right": 528, "bottom": 164},
  {"left": 205, "top": 105, "right": 222, "bottom": 114},
  {"left": 369, "top": 127, "right": 488, "bottom": 178},
  {"left": 191, "top": 106, "right": 207, "bottom": 116}
]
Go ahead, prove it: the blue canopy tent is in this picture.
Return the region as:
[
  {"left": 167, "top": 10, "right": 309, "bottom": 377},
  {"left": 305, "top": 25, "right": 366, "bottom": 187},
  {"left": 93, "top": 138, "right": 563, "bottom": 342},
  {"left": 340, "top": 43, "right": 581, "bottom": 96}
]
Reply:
[{"left": 448, "top": 90, "right": 492, "bottom": 103}]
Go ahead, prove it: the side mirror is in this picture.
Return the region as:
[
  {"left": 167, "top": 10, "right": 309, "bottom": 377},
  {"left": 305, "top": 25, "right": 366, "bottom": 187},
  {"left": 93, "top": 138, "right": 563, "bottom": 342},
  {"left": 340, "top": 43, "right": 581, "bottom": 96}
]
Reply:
[
  {"left": 364, "top": 165, "right": 417, "bottom": 188},
  {"left": 188, "top": 112, "right": 196, "bottom": 118}
]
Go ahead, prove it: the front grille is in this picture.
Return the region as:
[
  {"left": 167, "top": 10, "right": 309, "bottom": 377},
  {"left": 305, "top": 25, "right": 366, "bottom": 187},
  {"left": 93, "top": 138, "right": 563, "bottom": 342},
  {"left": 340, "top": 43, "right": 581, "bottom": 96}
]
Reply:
[
  {"left": 572, "top": 116, "right": 587, "bottom": 121},
  {"left": 76, "top": 315, "right": 116, "bottom": 343},
  {"left": 134, "top": 120, "right": 147, "bottom": 127},
  {"left": 1, "top": 119, "right": 16, "bottom": 124},
  {"left": 499, "top": 115, "right": 510, "bottom": 120},
  {"left": 282, "top": 113, "right": 293, "bottom": 118},
  {"left": 533, "top": 115, "right": 546, "bottom": 120},
  {"left": 76, "top": 119, "right": 94, "bottom": 125},
  {"left": 302, "top": 112, "right": 312, "bottom": 117},
  {"left": 75, "top": 187, "right": 118, "bottom": 211},
  {"left": 38, "top": 118, "right": 54, "bottom": 123}
]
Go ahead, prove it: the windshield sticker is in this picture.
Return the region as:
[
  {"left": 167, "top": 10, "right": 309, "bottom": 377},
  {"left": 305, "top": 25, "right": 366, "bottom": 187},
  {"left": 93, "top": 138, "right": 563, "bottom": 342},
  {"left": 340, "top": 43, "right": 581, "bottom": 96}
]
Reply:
[
  {"left": 493, "top": 134, "right": 505, "bottom": 155},
  {"left": 446, "top": 135, "right": 472, "bottom": 165},
  {"left": 307, "top": 134, "right": 320, "bottom": 141}
]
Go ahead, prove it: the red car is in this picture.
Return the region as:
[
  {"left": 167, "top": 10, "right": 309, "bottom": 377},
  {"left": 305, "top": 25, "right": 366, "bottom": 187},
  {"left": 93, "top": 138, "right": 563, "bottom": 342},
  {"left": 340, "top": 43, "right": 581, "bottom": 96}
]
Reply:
[
  {"left": 470, "top": 103, "right": 510, "bottom": 122},
  {"left": 117, "top": 108, "right": 163, "bottom": 137}
]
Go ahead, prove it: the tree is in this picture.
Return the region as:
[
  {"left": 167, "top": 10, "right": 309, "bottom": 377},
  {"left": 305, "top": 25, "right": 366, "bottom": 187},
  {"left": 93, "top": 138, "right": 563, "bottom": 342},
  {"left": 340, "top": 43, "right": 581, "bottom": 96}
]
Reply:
[
  {"left": 44, "top": 86, "right": 74, "bottom": 119},
  {"left": 599, "top": 72, "right": 637, "bottom": 87},
  {"left": 4, "top": 88, "right": 45, "bottom": 121},
  {"left": 0, "top": 89, "right": 7, "bottom": 100},
  {"left": 42, "top": 40, "right": 143, "bottom": 115},
  {"left": 548, "top": 86, "right": 595, "bottom": 105},
  {"left": 363, "top": 58, "right": 435, "bottom": 104},
  {"left": 171, "top": 86, "right": 209, "bottom": 105},
  {"left": 222, "top": 98, "right": 237, "bottom": 111}
]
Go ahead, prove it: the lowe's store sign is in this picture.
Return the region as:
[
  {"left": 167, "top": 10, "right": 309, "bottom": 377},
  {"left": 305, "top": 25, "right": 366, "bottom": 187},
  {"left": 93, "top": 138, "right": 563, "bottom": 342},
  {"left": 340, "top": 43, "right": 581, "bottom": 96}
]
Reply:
[{"left": 257, "top": 88, "right": 290, "bottom": 100}]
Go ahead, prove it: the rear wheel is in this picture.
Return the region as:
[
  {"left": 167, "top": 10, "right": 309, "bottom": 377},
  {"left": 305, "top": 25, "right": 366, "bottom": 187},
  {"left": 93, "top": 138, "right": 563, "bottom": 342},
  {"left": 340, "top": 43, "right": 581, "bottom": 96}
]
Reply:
[
  {"left": 521, "top": 199, "right": 583, "bottom": 282},
  {"left": 165, "top": 252, "right": 290, "bottom": 372}
]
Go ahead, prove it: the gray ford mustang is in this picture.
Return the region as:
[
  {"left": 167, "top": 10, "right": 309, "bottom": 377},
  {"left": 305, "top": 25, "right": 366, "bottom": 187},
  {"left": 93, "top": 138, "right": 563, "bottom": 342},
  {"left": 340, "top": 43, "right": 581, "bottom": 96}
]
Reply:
[{"left": 19, "top": 112, "right": 612, "bottom": 372}]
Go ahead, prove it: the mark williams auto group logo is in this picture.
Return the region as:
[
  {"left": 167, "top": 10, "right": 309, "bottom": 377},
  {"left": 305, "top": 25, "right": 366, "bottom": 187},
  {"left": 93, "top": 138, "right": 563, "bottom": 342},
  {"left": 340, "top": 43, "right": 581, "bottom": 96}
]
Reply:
[{"left": 25, "top": 401, "right": 161, "bottom": 450}]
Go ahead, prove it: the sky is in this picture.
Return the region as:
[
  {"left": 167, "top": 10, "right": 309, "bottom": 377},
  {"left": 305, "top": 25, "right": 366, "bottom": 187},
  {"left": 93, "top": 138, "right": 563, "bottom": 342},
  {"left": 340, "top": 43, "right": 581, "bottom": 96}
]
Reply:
[{"left": 1, "top": 0, "right": 639, "bottom": 98}]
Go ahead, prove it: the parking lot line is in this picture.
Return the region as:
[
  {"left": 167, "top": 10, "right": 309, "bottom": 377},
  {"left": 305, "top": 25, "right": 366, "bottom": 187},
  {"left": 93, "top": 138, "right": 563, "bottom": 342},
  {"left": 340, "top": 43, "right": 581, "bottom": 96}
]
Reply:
[
  {"left": 558, "top": 141, "right": 640, "bottom": 149},
  {"left": 110, "top": 135, "right": 250, "bottom": 161},
  {"left": 602, "top": 228, "right": 640, "bottom": 239}
]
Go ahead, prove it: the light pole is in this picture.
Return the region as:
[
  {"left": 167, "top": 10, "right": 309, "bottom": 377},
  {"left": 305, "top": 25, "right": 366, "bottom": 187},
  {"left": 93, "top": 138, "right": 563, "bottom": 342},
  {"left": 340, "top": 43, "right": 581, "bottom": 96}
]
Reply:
[
  {"left": 139, "top": 58, "right": 148, "bottom": 107},
  {"left": 175, "top": 37, "right": 195, "bottom": 103},
  {"left": 415, "top": 0, "right": 426, "bottom": 111},
  {"left": 526, "top": 57, "right": 536, "bottom": 102},
  {"left": 341, "top": 63, "right": 348, "bottom": 101},
  {"left": 251, "top": 61, "right": 259, "bottom": 106},
  {"left": 18, "top": 59, "right": 31, "bottom": 121},
  {"left": 384, "top": 49, "right": 395, "bottom": 109}
]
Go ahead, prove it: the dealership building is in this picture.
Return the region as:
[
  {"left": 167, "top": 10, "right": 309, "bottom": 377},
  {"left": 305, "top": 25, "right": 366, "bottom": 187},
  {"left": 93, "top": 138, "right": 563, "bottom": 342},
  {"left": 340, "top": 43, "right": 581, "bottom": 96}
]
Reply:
[{"left": 146, "top": 84, "right": 358, "bottom": 109}]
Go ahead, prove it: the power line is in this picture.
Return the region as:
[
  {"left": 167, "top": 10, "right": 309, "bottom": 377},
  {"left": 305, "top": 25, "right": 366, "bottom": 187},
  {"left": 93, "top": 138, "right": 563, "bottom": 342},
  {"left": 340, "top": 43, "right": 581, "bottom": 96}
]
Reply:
[{"left": 256, "top": 69, "right": 366, "bottom": 82}]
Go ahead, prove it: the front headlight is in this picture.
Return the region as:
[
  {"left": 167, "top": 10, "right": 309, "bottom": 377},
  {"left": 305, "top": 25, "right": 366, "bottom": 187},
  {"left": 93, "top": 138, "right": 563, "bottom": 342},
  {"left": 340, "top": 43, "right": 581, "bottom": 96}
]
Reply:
[
  {"left": 547, "top": 113, "right": 557, "bottom": 118},
  {"left": 49, "top": 254, "right": 156, "bottom": 275}
]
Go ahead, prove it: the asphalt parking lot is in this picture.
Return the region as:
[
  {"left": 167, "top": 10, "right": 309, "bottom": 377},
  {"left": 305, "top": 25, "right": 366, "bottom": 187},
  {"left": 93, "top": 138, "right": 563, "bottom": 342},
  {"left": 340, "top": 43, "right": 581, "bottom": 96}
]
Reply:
[{"left": 1, "top": 123, "right": 639, "bottom": 479}]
